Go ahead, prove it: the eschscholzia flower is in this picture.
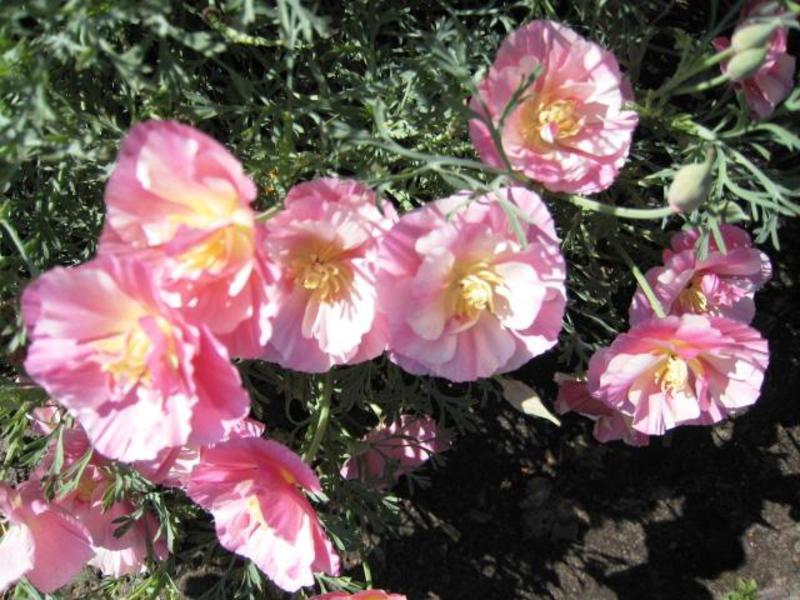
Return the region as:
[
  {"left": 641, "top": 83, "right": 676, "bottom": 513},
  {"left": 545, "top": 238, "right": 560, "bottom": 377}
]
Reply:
[
  {"left": 187, "top": 437, "right": 340, "bottom": 592},
  {"left": 22, "top": 255, "right": 251, "bottom": 462},
  {"left": 378, "top": 186, "right": 566, "bottom": 382},
  {"left": 340, "top": 415, "right": 450, "bottom": 487},
  {"left": 470, "top": 20, "right": 638, "bottom": 194},
  {"left": 100, "top": 120, "right": 277, "bottom": 358},
  {"left": 587, "top": 314, "right": 769, "bottom": 435},
  {"left": 0, "top": 481, "right": 94, "bottom": 594},
  {"left": 262, "top": 178, "right": 397, "bottom": 372},
  {"left": 712, "top": 1, "right": 796, "bottom": 120},
  {"left": 311, "top": 591, "right": 407, "bottom": 600},
  {"left": 629, "top": 225, "right": 771, "bottom": 325},
  {"left": 553, "top": 373, "right": 649, "bottom": 447}
]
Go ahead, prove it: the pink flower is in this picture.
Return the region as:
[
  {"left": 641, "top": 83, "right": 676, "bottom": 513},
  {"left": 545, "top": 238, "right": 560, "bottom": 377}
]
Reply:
[
  {"left": 22, "top": 255, "right": 250, "bottom": 462},
  {"left": 469, "top": 20, "right": 638, "bottom": 194},
  {"left": 0, "top": 481, "right": 93, "bottom": 594},
  {"left": 712, "top": 2, "right": 796, "bottom": 120},
  {"left": 629, "top": 225, "right": 771, "bottom": 325},
  {"left": 186, "top": 437, "right": 340, "bottom": 592},
  {"left": 262, "top": 178, "right": 397, "bottom": 372},
  {"left": 100, "top": 120, "right": 277, "bottom": 358},
  {"left": 553, "top": 373, "right": 649, "bottom": 447},
  {"left": 377, "top": 186, "right": 566, "bottom": 382},
  {"left": 311, "top": 591, "right": 407, "bottom": 600},
  {"left": 587, "top": 314, "right": 769, "bottom": 436},
  {"left": 31, "top": 423, "right": 168, "bottom": 577},
  {"left": 340, "top": 415, "right": 450, "bottom": 486}
]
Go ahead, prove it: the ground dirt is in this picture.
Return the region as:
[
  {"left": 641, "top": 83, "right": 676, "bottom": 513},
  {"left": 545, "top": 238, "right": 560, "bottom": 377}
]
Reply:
[{"left": 369, "top": 224, "right": 800, "bottom": 600}]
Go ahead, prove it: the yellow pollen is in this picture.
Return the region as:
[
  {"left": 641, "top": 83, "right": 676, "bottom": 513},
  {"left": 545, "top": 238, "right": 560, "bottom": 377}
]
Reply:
[
  {"left": 246, "top": 495, "right": 268, "bottom": 527},
  {"left": 453, "top": 263, "right": 503, "bottom": 320},
  {"left": 178, "top": 223, "right": 253, "bottom": 275},
  {"left": 519, "top": 98, "right": 582, "bottom": 146},
  {"left": 296, "top": 251, "right": 352, "bottom": 304},
  {"left": 654, "top": 354, "right": 690, "bottom": 394},
  {"left": 677, "top": 279, "right": 709, "bottom": 314},
  {"left": 279, "top": 467, "right": 297, "bottom": 486}
]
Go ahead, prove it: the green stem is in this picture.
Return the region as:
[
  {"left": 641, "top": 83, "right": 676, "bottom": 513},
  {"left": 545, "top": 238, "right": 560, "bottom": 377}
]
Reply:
[
  {"left": 658, "top": 47, "right": 735, "bottom": 97},
  {"left": 672, "top": 73, "right": 730, "bottom": 97},
  {"left": 303, "top": 372, "right": 333, "bottom": 462},
  {"left": 255, "top": 204, "right": 282, "bottom": 222},
  {"left": 611, "top": 238, "right": 666, "bottom": 318},
  {"left": 554, "top": 193, "right": 675, "bottom": 220}
]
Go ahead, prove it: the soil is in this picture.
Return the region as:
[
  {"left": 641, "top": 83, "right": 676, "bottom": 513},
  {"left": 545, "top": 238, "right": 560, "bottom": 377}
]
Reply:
[{"left": 369, "top": 224, "right": 800, "bottom": 600}]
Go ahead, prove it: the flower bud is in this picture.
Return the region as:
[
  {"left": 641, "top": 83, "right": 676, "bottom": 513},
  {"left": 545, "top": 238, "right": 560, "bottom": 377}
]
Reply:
[
  {"left": 726, "top": 47, "right": 770, "bottom": 81},
  {"left": 667, "top": 150, "right": 715, "bottom": 213},
  {"left": 731, "top": 20, "right": 779, "bottom": 53}
]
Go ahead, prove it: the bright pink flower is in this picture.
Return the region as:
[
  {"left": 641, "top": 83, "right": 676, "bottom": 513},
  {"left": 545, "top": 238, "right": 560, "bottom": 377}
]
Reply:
[
  {"left": 262, "top": 178, "right": 397, "bottom": 372},
  {"left": 469, "top": 20, "right": 638, "bottom": 194},
  {"left": 311, "top": 591, "right": 407, "bottom": 600},
  {"left": 629, "top": 225, "right": 771, "bottom": 325},
  {"left": 22, "top": 255, "right": 250, "bottom": 462},
  {"left": 100, "top": 120, "right": 277, "bottom": 357},
  {"left": 553, "top": 373, "right": 649, "bottom": 447},
  {"left": 0, "top": 481, "right": 93, "bottom": 594},
  {"left": 587, "top": 314, "right": 769, "bottom": 436},
  {"left": 712, "top": 2, "right": 796, "bottom": 120},
  {"left": 187, "top": 437, "right": 340, "bottom": 592},
  {"left": 340, "top": 415, "right": 450, "bottom": 486},
  {"left": 378, "top": 187, "right": 566, "bottom": 382}
]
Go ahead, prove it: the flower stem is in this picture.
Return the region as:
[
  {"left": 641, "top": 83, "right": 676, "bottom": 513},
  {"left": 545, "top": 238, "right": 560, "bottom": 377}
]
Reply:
[
  {"left": 303, "top": 372, "right": 333, "bottom": 463},
  {"left": 611, "top": 238, "right": 666, "bottom": 318},
  {"left": 553, "top": 193, "right": 675, "bottom": 220},
  {"left": 255, "top": 204, "right": 282, "bottom": 222},
  {"left": 672, "top": 73, "right": 730, "bottom": 97}
]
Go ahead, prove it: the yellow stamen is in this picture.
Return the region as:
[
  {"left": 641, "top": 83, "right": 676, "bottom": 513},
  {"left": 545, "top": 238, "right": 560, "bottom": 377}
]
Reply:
[
  {"left": 294, "top": 246, "right": 353, "bottom": 304},
  {"left": 246, "top": 495, "right": 268, "bottom": 527},
  {"left": 654, "top": 354, "right": 690, "bottom": 394},
  {"left": 95, "top": 317, "right": 178, "bottom": 384},
  {"left": 453, "top": 263, "right": 504, "bottom": 320},
  {"left": 677, "top": 278, "right": 709, "bottom": 314},
  {"left": 519, "top": 98, "right": 582, "bottom": 146}
]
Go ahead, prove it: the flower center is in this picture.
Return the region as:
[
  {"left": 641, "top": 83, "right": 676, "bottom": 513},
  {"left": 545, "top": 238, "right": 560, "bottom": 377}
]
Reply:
[
  {"left": 677, "top": 277, "right": 709, "bottom": 314},
  {"left": 295, "top": 250, "right": 352, "bottom": 304},
  {"left": 654, "top": 354, "right": 689, "bottom": 394},
  {"left": 177, "top": 222, "right": 254, "bottom": 275},
  {"left": 519, "top": 98, "right": 582, "bottom": 146},
  {"left": 95, "top": 317, "right": 178, "bottom": 385},
  {"left": 453, "top": 263, "right": 503, "bottom": 320}
]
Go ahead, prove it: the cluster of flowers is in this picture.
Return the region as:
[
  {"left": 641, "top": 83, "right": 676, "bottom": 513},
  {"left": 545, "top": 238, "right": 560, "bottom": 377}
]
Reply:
[
  {"left": 556, "top": 224, "right": 772, "bottom": 445},
  {"left": 1, "top": 4, "right": 791, "bottom": 595}
]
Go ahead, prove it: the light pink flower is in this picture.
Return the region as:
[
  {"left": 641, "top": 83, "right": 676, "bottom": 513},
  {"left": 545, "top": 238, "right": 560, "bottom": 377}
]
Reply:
[
  {"left": 553, "top": 373, "right": 649, "bottom": 447},
  {"left": 587, "top": 314, "right": 769, "bottom": 436},
  {"left": 712, "top": 1, "right": 796, "bottom": 120},
  {"left": 0, "top": 481, "right": 93, "bottom": 594},
  {"left": 311, "top": 591, "right": 407, "bottom": 600},
  {"left": 22, "top": 255, "right": 250, "bottom": 462},
  {"left": 629, "top": 225, "right": 771, "bottom": 325},
  {"left": 340, "top": 415, "right": 450, "bottom": 486},
  {"left": 100, "top": 120, "right": 277, "bottom": 357},
  {"left": 262, "top": 178, "right": 397, "bottom": 372},
  {"left": 378, "top": 186, "right": 566, "bottom": 382},
  {"left": 469, "top": 20, "right": 638, "bottom": 194},
  {"left": 187, "top": 437, "right": 340, "bottom": 592}
]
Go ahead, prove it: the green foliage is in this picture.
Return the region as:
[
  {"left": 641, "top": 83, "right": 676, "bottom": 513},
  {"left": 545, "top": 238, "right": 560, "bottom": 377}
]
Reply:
[
  {"left": 1, "top": 0, "right": 798, "bottom": 598},
  {"left": 724, "top": 578, "right": 759, "bottom": 600}
]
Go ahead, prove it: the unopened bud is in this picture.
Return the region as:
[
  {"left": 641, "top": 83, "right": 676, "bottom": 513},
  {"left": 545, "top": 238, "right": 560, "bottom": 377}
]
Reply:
[
  {"left": 667, "top": 149, "right": 715, "bottom": 213},
  {"left": 726, "top": 46, "right": 770, "bottom": 81},
  {"left": 731, "top": 20, "right": 779, "bottom": 53}
]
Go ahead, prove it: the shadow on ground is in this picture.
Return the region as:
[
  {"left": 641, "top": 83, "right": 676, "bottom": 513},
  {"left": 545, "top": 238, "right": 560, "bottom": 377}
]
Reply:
[{"left": 370, "top": 223, "right": 800, "bottom": 599}]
